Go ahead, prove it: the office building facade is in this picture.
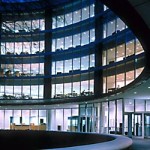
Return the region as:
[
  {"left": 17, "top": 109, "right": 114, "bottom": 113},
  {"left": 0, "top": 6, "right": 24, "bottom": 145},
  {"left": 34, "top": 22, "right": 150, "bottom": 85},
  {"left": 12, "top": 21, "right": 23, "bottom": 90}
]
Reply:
[{"left": 0, "top": 0, "right": 148, "bottom": 138}]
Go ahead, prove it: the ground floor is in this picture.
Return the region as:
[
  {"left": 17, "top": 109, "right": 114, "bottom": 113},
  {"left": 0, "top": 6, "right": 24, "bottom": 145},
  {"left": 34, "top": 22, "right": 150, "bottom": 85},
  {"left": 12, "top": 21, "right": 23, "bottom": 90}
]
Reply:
[{"left": 0, "top": 98, "right": 150, "bottom": 138}]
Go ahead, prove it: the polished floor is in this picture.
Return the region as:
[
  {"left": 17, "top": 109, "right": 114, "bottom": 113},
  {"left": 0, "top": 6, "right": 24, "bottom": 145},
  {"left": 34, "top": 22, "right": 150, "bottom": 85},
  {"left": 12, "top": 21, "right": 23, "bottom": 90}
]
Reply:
[{"left": 130, "top": 137, "right": 150, "bottom": 150}]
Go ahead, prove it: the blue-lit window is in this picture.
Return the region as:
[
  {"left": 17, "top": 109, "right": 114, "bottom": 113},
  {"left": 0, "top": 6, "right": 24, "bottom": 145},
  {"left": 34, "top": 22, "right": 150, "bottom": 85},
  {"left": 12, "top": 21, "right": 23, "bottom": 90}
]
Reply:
[
  {"left": 103, "top": 18, "right": 126, "bottom": 39},
  {"left": 52, "top": 29, "right": 95, "bottom": 51},
  {"left": 52, "top": 4, "right": 95, "bottom": 29}
]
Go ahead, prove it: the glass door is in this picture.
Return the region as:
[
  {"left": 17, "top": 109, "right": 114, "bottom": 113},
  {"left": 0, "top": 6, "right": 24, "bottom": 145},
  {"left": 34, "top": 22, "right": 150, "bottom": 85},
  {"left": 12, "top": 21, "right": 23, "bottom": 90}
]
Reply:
[
  {"left": 144, "top": 114, "right": 150, "bottom": 137},
  {"left": 124, "top": 113, "right": 142, "bottom": 137},
  {"left": 134, "top": 114, "right": 142, "bottom": 136},
  {"left": 124, "top": 113, "right": 134, "bottom": 137}
]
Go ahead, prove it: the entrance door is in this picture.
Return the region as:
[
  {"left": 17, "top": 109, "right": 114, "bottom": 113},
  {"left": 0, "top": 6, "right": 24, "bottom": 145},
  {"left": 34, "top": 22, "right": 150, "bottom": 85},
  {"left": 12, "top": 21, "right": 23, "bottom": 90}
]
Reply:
[
  {"left": 124, "top": 113, "right": 143, "bottom": 137},
  {"left": 144, "top": 114, "right": 150, "bottom": 137},
  {"left": 79, "top": 116, "right": 91, "bottom": 132},
  {"left": 134, "top": 114, "right": 142, "bottom": 136}
]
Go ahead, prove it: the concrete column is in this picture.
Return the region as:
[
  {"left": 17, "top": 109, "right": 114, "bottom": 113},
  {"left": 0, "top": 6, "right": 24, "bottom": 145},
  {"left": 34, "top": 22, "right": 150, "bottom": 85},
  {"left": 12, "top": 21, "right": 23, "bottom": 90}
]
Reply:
[
  {"left": 46, "top": 109, "right": 56, "bottom": 131},
  {"left": 44, "top": 9, "right": 52, "bottom": 99},
  {"left": 94, "top": 0, "right": 103, "bottom": 97},
  {"left": 128, "top": 113, "right": 132, "bottom": 138}
]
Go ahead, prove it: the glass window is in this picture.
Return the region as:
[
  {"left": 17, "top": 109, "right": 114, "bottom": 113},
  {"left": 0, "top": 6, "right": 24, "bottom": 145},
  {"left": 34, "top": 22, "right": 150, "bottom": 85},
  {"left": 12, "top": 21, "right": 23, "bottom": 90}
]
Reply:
[
  {"left": 56, "top": 109, "right": 63, "bottom": 130},
  {"left": 64, "top": 83, "right": 72, "bottom": 97},
  {"left": 56, "top": 84, "right": 63, "bottom": 95},
  {"left": 65, "top": 13, "right": 72, "bottom": 26},
  {"left": 89, "top": 79, "right": 94, "bottom": 93},
  {"left": 56, "top": 38, "right": 64, "bottom": 50},
  {"left": 116, "top": 72, "right": 125, "bottom": 89},
  {"left": 22, "top": 86, "right": 30, "bottom": 98},
  {"left": 116, "top": 43, "right": 125, "bottom": 62},
  {"left": 32, "top": 19, "right": 40, "bottom": 30},
  {"left": 136, "top": 39, "right": 144, "bottom": 54},
  {"left": 57, "top": 15, "right": 64, "bottom": 28},
  {"left": 0, "top": 110, "right": 4, "bottom": 129},
  {"left": 107, "top": 20, "right": 116, "bottom": 37},
  {"left": 81, "top": 56, "right": 89, "bottom": 70},
  {"left": 90, "top": 54, "right": 95, "bottom": 67},
  {"left": 52, "top": 84, "right": 55, "bottom": 98},
  {"left": 90, "top": 4, "right": 95, "bottom": 17},
  {"left": 52, "top": 62, "right": 56, "bottom": 75},
  {"left": 73, "top": 82, "right": 80, "bottom": 96},
  {"left": 103, "top": 72, "right": 107, "bottom": 93},
  {"left": 5, "top": 86, "right": 13, "bottom": 95},
  {"left": 101, "top": 102, "right": 108, "bottom": 133},
  {"left": 124, "top": 99, "right": 134, "bottom": 112},
  {"left": 146, "top": 100, "right": 150, "bottom": 111},
  {"left": 117, "top": 100, "right": 122, "bottom": 133},
  {"left": 126, "top": 69, "right": 134, "bottom": 85},
  {"left": 109, "top": 101, "right": 116, "bottom": 132},
  {"left": 107, "top": 75, "right": 115, "bottom": 92},
  {"left": 136, "top": 67, "right": 144, "bottom": 78},
  {"left": 82, "top": 6, "right": 89, "bottom": 20},
  {"left": 56, "top": 61, "right": 63, "bottom": 74},
  {"left": 64, "top": 59, "right": 72, "bottom": 73},
  {"left": 14, "top": 86, "right": 21, "bottom": 97},
  {"left": 73, "top": 10, "right": 81, "bottom": 23},
  {"left": 116, "top": 18, "right": 125, "bottom": 31},
  {"left": 31, "top": 85, "right": 38, "bottom": 99},
  {"left": 14, "top": 110, "right": 21, "bottom": 125},
  {"left": 65, "top": 36, "right": 72, "bottom": 49},
  {"left": 52, "top": 17, "right": 56, "bottom": 29},
  {"left": 15, "top": 42, "right": 22, "bottom": 54},
  {"left": 81, "top": 31, "right": 89, "bottom": 46},
  {"left": 73, "top": 34, "right": 80, "bottom": 47},
  {"left": 102, "top": 50, "right": 106, "bottom": 66},
  {"left": 39, "top": 110, "right": 46, "bottom": 124},
  {"left": 64, "top": 109, "right": 71, "bottom": 131},
  {"left": 40, "top": 19, "right": 45, "bottom": 31},
  {"left": 31, "top": 64, "right": 39, "bottom": 76},
  {"left": 81, "top": 80, "right": 89, "bottom": 94},
  {"left": 107, "top": 47, "right": 115, "bottom": 65},
  {"left": 52, "top": 39, "right": 56, "bottom": 52},
  {"left": 73, "top": 58, "right": 80, "bottom": 70},
  {"left": 103, "top": 23, "right": 107, "bottom": 39},
  {"left": 126, "top": 40, "right": 135, "bottom": 57},
  {"left": 5, "top": 110, "right": 13, "bottom": 129},
  {"left": 90, "top": 29, "right": 95, "bottom": 42},
  {"left": 30, "top": 110, "right": 38, "bottom": 125},
  {"left": 22, "top": 110, "right": 30, "bottom": 125},
  {"left": 135, "top": 99, "right": 145, "bottom": 112}
]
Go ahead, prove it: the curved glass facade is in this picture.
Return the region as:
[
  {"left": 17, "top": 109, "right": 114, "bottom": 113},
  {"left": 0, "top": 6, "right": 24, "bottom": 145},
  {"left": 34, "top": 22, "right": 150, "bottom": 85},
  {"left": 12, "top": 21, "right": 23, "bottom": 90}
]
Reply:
[
  {"left": 0, "top": 0, "right": 147, "bottom": 137},
  {"left": 0, "top": 0, "right": 144, "bottom": 99}
]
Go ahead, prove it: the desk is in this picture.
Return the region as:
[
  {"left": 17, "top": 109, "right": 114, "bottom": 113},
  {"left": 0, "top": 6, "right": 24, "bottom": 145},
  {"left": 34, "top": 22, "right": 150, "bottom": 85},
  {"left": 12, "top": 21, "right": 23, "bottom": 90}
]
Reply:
[{"left": 10, "top": 123, "right": 46, "bottom": 130}]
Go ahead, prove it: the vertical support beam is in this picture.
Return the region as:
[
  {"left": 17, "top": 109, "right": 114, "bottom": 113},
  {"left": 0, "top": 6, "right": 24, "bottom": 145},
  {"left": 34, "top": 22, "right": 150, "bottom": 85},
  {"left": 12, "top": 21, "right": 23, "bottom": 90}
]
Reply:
[
  {"left": 44, "top": 9, "right": 52, "bottom": 99},
  {"left": 94, "top": 0, "right": 103, "bottom": 97},
  {"left": 128, "top": 113, "right": 132, "bottom": 138},
  {"left": 142, "top": 113, "right": 144, "bottom": 138}
]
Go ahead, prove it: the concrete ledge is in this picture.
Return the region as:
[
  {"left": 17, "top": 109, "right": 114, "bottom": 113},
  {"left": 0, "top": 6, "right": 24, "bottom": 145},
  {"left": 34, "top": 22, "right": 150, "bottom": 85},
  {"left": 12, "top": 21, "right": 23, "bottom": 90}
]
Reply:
[
  {"left": 43, "top": 133, "right": 132, "bottom": 150},
  {"left": 0, "top": 130, "right": 132, "bottom": 150}
]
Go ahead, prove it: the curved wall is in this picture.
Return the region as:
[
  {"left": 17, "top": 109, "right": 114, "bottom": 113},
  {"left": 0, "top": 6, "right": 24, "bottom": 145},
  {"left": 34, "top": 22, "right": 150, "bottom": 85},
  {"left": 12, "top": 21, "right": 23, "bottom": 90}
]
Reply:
[{"left": 0, "top": 130, "right": 132, "bottom": 150}]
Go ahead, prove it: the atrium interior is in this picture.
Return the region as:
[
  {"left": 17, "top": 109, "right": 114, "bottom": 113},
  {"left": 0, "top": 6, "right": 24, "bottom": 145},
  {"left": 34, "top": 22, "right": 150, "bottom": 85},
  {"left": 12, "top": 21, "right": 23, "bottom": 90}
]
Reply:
[{"left": 0, "top": 0, "right": 149, "bottom": 140}]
